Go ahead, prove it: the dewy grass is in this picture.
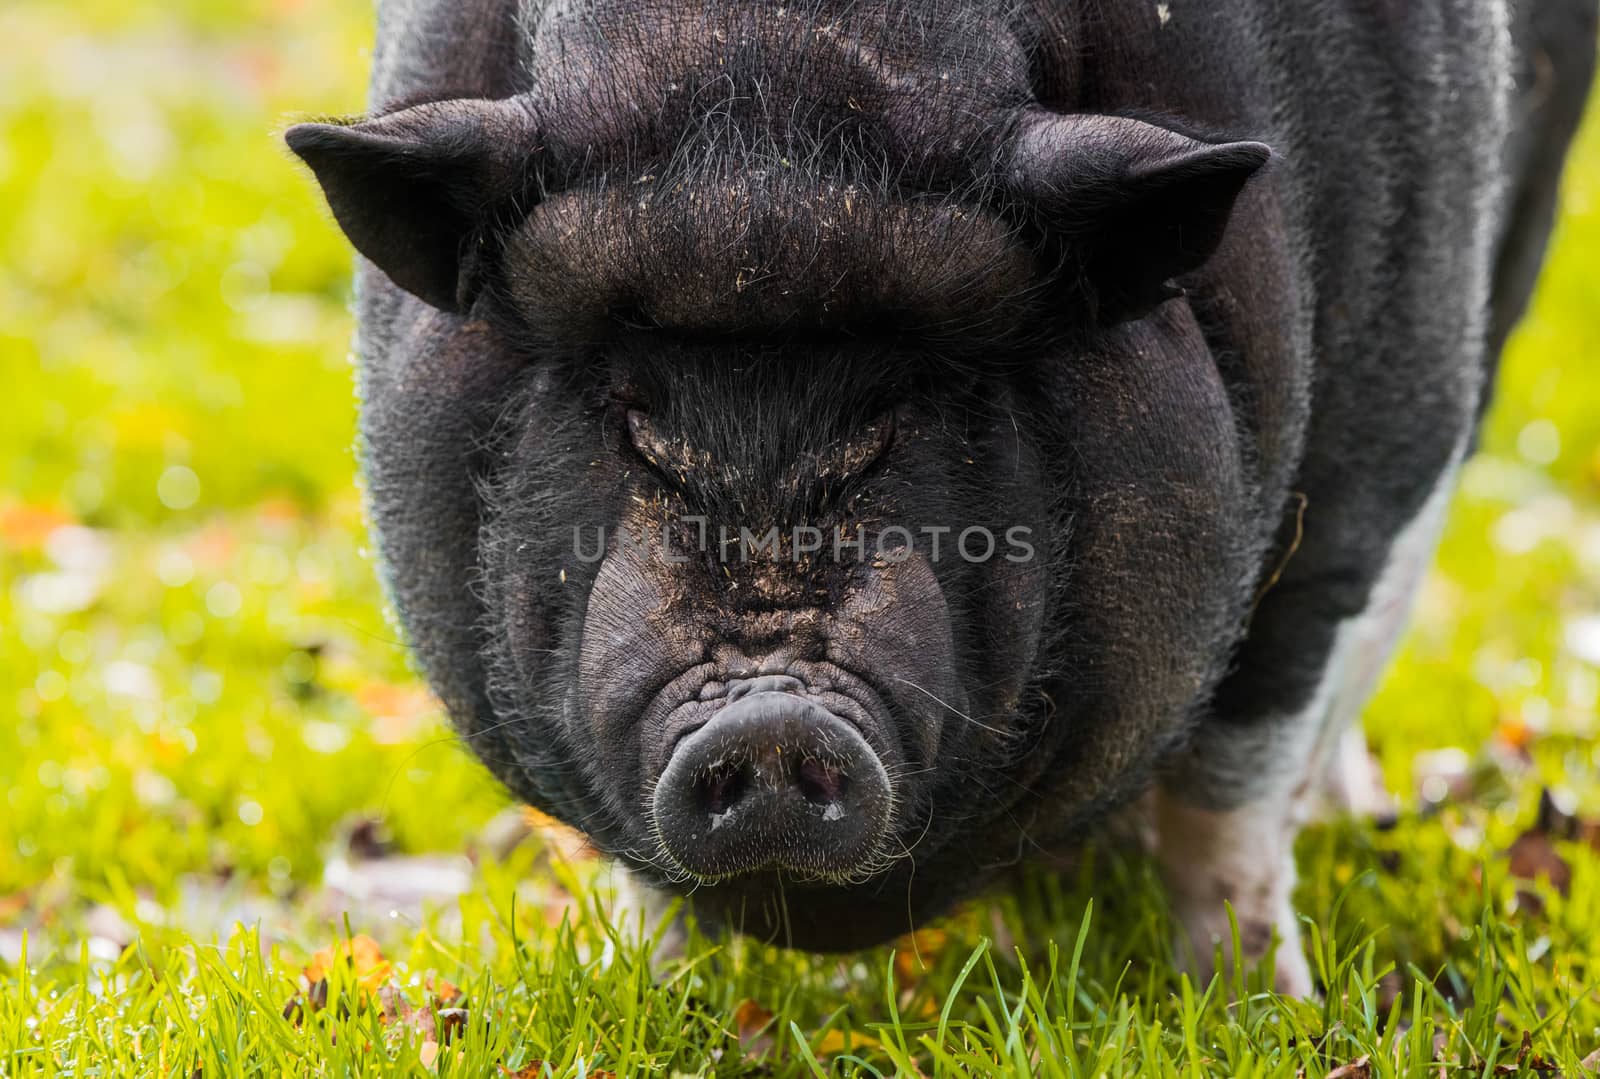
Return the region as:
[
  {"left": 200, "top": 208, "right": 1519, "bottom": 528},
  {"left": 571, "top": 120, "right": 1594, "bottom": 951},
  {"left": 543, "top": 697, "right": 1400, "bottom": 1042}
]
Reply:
[{"left": 3, "top": 0, "right": 1600, "bottom": 1074}]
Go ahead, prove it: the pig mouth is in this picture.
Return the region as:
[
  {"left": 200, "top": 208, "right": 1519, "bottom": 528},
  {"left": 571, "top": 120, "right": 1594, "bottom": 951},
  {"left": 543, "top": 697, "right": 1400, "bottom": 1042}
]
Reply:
[{"left": 639, "top": 660, "right": 907, "bottom": 886}]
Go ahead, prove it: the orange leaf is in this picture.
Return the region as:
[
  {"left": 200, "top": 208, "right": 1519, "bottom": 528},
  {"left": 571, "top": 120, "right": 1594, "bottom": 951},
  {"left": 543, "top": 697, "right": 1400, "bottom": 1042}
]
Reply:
[
  {"left": 305, "top": 934, "right": 392, "bottom": 991},
  {"left": 733, "top": 998, "right": 775, "bottom": 1053},
  {"left": 893, "top": 928, "right": 948, "bottom": 984},
  {"left": 426, "top": 976, "right": 462, "bottom": 1006}
]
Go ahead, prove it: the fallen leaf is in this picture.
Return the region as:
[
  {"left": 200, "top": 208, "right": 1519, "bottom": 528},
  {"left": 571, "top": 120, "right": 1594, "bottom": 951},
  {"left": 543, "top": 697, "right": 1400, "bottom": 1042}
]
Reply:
[
  {"left": 436, "top": 1008, "right": 468, "bottom": 1044},
  {"left": 283, "top": 977, "right": 329, "bottom": 1025},
  {"left": 379, "top": 984, "right": 433, "bottom": 1038},
  {"left": 1578, "top": 1045, "right": 1599, "bottom": 1072},
  {"left": 1506, "top": 790, "right": 1580, "bottom": 900},
  {"left": 1507, "top": 830, "right": 1572, "bottom": 895},
  {"left": 419, "top": 1040, "right": 439, "bottom": 1070},
  {"left": 304, "top": 934, "right": 391, "bottom": 992},
  {"left": 1492, "top": 1031, "right": 1560, "bottom": 1074},
  {"left": 815, "top": 1029, "right": 881, "bottom": 1055},
  {"left": 893, "top": 928, "right": 949, "bottom": 985},
  {"left": 427, "top": 975, "right": 461, "bottom": 1006},
  {"left": 500, "top": 1064, "right": 549, "bottom": 1078},
  {"left": 1326, "top": 1056, "right": 1371, "bottom": 1079},
  {"left": 733, "top": 998, "right": 775, "bottom": 1055},
  {"left": 342, "top": 817, "right": 393, "bottom": 861}
]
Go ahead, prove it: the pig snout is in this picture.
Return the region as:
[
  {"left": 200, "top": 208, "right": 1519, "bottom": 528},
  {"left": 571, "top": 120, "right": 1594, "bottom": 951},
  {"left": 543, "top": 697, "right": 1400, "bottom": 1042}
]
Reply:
[{"left": 652, "top": 679, "right": 893, "bottom": 881}]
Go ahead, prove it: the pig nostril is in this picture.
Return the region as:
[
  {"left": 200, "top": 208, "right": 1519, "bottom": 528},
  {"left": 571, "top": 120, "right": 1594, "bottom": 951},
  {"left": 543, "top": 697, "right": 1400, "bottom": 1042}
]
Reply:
[
  {"left": 796, "top": 758, "right": 848, "bottom": 806},
  {"left": 697, "top": 763, "right": 749, "bottom": 816}
]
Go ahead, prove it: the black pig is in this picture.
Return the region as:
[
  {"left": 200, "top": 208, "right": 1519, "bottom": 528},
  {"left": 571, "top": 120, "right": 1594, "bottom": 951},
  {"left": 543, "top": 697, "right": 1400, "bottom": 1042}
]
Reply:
[{"left": 289, "top": 0, "right": 1597, "bottom": 992}]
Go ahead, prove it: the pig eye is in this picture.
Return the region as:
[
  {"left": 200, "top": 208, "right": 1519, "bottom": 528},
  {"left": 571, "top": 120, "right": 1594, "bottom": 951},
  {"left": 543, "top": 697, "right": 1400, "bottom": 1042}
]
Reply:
[{"left": 619, "top": 407, "right": 690, "bottom": 490}]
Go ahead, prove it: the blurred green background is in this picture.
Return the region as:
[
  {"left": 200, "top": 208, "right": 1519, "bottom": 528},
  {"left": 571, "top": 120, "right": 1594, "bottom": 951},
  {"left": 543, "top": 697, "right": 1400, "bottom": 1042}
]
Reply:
[{"left": 2, "top": 0, "right": 1599, "bottom": 1071}]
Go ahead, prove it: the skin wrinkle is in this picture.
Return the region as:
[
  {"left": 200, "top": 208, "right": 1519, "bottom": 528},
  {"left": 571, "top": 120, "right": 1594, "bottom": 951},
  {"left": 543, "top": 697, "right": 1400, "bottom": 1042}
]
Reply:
[{"left": 501, "top": 170, "right": 1043, "bottom": 344}]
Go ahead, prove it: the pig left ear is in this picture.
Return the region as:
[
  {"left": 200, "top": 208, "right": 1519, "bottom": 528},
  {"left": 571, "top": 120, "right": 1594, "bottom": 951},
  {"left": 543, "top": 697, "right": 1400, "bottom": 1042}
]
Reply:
[
  {"left": 1008, "top": 112, "right": 1272, "bottom": 325},
  {"left": 286, "top": 97, "right": 539, "bottom": 314}
]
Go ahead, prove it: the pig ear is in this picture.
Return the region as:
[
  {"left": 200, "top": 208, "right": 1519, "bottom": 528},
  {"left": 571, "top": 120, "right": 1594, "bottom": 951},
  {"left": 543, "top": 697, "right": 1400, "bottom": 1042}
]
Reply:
[
  {"left": 286, "top": 97, "right": 538, "bottom": 313},
  {"left": 1009, "top": 112, "right": 1271, "bottom": 324}
]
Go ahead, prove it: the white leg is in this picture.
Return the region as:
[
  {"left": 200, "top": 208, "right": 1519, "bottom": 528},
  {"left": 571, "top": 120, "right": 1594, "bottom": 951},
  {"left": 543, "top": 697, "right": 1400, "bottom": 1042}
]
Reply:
[
  {"left": 1154, "top": 787, "right": 1314, "bottom": 995},
  {"left": 1156, "top": 461, "right": 1458, "bottom": 996}
]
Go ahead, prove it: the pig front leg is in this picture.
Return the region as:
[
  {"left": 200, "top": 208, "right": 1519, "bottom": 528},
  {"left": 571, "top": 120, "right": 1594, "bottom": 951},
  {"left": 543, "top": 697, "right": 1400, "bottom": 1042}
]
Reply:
[
  {"left": 1155, "top": 466, "right": 1457, "bottom": 996},
  {"left": 1153, "top": 723, "right": 1321, "bottom": 997}
]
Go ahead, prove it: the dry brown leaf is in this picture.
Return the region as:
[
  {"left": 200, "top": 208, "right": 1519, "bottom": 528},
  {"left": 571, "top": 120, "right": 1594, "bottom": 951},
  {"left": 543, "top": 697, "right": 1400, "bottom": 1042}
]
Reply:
[
  {"left": 499, "top": 1063, "right": 613, "bottom": 1079},
  {"left": 1504, "top": 788, "right": 1594, "bottom": 905},
  {"left": 733, "top": 998, "right": 776, "bottom": 1055},
  {"left": 1325, "top": 1055, "right": 1371, "bottom": 1079},
  {"left": 379, "top": 984, "right": 434, "bottom": 1038},
  {"left": 1507, "top": 829, "right": 1573, "bottom": 895},
  {"left": 427, "top": 975, "right": 462, "bottom": 1006},
  {"left": 1491, "top": 1031, "right": 1560, "bottom": 1074},
  {"left": 436, "top": 1008, "right": 468, "bottom": 1044}
]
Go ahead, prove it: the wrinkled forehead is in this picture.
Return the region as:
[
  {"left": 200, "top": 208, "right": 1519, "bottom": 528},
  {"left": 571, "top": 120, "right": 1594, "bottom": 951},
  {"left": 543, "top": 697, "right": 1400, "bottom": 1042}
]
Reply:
[
  {"left": 526, "top": 0, "right": 1032, "bottom": 163},
  {"left": 498, "top": 165, "right": 1043, "bottom": 343}
]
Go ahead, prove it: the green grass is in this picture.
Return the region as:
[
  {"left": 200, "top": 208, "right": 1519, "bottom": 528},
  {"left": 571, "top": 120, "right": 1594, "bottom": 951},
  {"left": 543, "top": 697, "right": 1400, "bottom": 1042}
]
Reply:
[{"left": 3, "top": 1, "right": 1599, "bottom": 1074}]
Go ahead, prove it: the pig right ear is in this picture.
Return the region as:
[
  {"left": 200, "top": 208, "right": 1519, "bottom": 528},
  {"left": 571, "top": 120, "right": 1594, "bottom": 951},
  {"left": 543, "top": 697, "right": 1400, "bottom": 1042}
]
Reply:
[
  {"left": 286, "top": 97, "right": 539, "bottom": 314},
  {"left": 1007, "top": 111, "right": 1271, "bottom": 324}
]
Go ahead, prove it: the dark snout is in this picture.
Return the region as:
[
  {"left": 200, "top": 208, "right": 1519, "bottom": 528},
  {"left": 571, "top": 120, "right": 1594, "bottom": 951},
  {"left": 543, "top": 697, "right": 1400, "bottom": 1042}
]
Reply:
[{"left": 652, "top": 685, "right": 892, "bottom": 881}]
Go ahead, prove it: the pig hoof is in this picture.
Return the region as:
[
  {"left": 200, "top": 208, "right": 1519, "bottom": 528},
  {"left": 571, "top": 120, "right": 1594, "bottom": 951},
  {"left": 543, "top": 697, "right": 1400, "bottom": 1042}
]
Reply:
[
  {"left": 1155, "top": 792, "right": 1316, "bottom": 997},
  {"left": 1172, "top": 899, "right": 1313, "bottom": 998}
]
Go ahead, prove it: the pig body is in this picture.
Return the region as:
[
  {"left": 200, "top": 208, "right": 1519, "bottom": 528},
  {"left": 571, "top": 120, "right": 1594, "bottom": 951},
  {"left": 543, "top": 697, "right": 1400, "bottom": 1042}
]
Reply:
[{"left": 291, "top": 0, "right": 1597, "bottom": 991}]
